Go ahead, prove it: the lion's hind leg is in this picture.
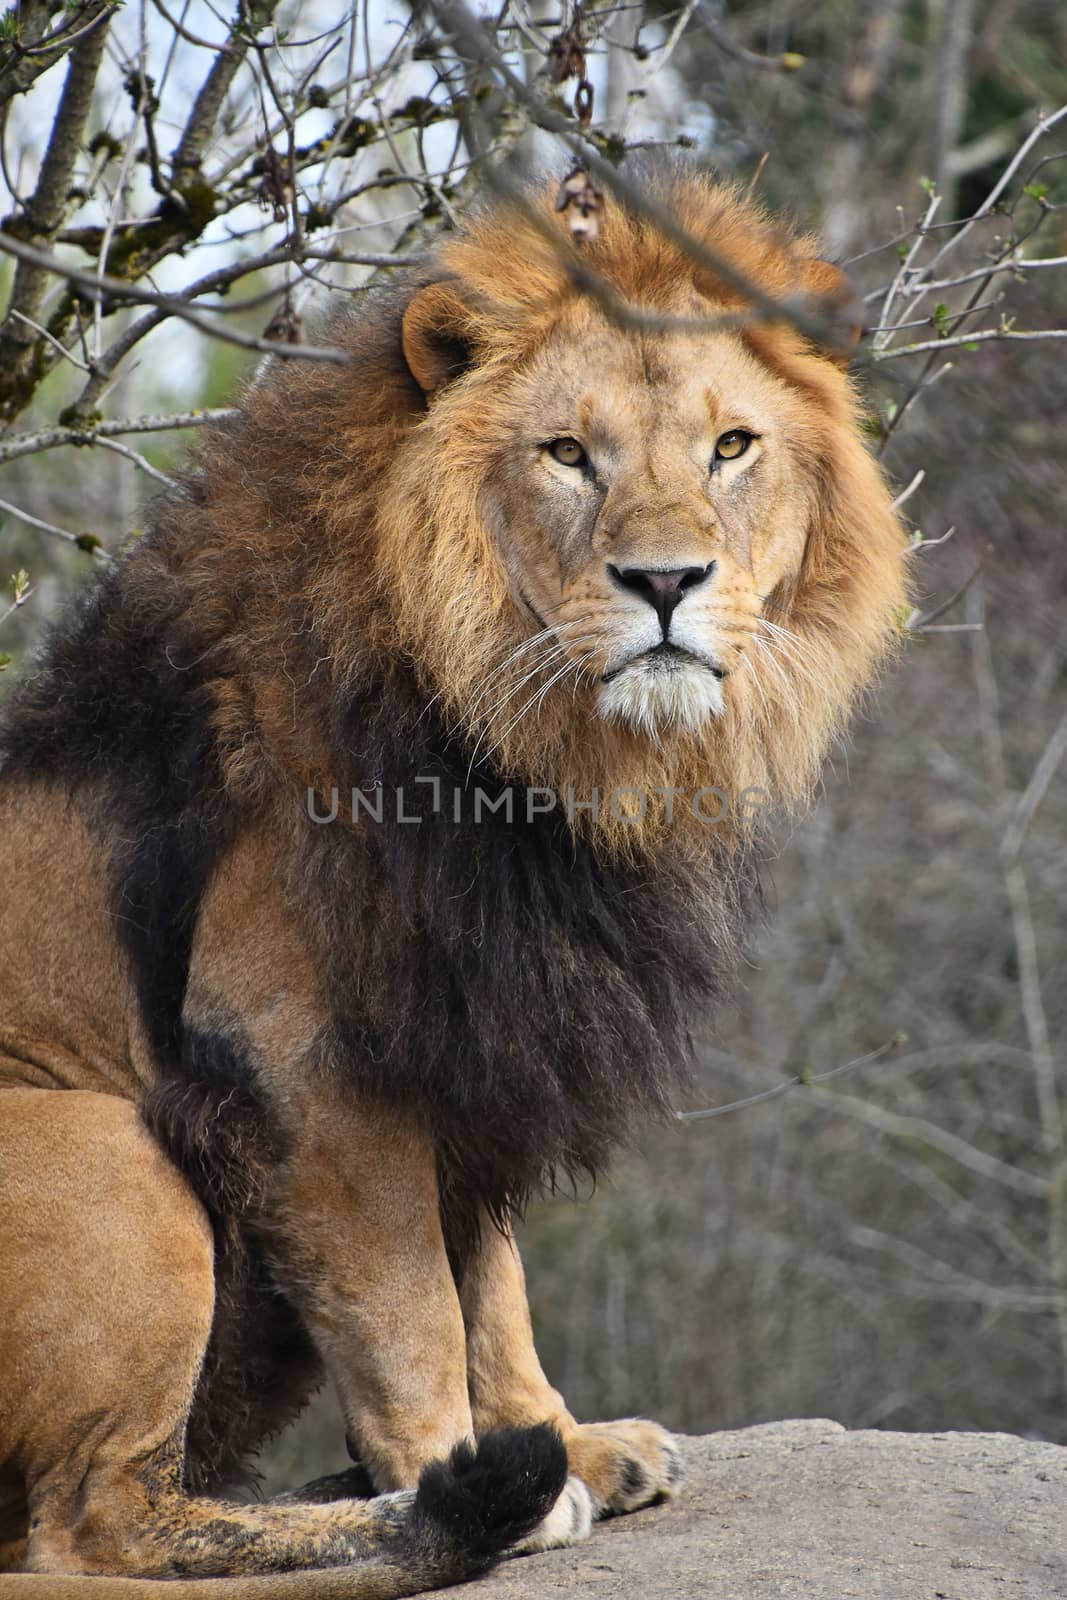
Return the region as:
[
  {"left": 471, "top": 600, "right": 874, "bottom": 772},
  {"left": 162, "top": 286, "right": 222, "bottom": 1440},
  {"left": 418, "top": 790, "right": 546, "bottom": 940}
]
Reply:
[
  {"left": 0, "top": 1087, "right": 217, "bottom": 1577},
  {"left": 0, "top": 1088, "right": 565, "bottom": 1594}
]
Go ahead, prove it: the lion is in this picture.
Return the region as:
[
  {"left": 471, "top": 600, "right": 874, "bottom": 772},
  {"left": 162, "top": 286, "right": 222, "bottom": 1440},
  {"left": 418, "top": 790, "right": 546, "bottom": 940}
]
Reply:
[{"left": 0, "top": 163, "right": 906, "bottom": 1597}]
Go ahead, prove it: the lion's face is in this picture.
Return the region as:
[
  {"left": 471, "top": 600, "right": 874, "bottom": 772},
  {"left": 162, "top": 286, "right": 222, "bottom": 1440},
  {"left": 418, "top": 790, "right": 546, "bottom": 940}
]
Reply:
[
  {"left": 481, "top": 308, "right": 821, "bottom": 737},
  {"left": 382, "top": 176, "right": 907, "bottom": 836}
]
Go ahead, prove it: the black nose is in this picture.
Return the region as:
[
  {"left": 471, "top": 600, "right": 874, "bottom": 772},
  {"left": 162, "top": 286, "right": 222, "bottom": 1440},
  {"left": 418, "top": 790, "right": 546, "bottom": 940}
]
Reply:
[{"left": 607, "top": 562, "right": 715, "bottom": 634}]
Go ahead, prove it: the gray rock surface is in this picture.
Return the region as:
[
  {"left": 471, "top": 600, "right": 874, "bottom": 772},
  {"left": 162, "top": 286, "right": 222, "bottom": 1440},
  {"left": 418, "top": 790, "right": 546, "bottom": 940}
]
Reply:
[{"left": 459, "top": 1419, "right": 1066, "bottom": 1599}]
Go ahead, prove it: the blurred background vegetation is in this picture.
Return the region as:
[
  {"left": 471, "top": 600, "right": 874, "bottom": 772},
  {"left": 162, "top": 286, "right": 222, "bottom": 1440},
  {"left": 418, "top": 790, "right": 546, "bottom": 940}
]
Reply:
[{"left": 2, "top": 0, "right": 1066, "bottom": 1488}]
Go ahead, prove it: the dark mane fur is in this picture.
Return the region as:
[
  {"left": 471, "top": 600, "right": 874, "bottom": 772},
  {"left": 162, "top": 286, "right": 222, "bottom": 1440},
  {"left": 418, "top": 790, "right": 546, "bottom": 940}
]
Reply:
[
  {"left": 301, "top": 669, "right": 757, "bottom": 1224},
  {"left": 0, "top": 186, "right": 777, "bottom": 1229},
  {"left": 0, "top": 550, "right": 755, "bottom": 1226}
]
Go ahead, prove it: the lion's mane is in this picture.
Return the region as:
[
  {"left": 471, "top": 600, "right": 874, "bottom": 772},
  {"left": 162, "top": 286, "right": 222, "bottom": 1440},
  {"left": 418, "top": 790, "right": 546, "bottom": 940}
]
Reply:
[{"left": 1, "top": 165, "right": 905, "bottom": 1226}]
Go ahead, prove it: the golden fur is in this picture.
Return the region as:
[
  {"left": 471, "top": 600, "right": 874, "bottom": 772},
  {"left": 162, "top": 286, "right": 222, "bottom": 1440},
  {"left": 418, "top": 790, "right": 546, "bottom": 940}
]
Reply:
[
  {"left": 0, "top": 166, "right": 907, "bottom": 1598},
  {"left": 331, "top": 177, "right": 906, "bottom": 846}
]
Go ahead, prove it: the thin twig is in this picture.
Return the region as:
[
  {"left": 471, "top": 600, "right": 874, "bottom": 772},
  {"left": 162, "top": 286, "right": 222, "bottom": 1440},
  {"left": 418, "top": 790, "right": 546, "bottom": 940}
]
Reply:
[
  {"left": 92, "top": 435, "right": 180, "bottom": 490},
  {"left": 676, "top": 1040, "right": 898, "bottom": 1122},
  {"left": 874, "top": 191, "right": 942, "bottom": 352},
  {"left": 7, "top": 307, "right": 91, "bottom": 372},
  {"left": 876, "top": 325, "right": 1067, "bottom": 360},
  {"left": 809, "top": 1087, "right": 1049, "bottom": 1198},
  {"left": 0, "top": 410, "right": 237, "bottom": 469},
  {"left": 911, "top": 525, "right": 958, "bottom": 552},
  {"left": 429, "top": 0, "right": 857, "bottom": 353},
  {"left": 848, "top": 1227, "right": 1060, "bottom": 1312},
  {"left": 0, "top": 494, "right": 110, "bottom": 559},
  {"left": 890, "top": 468, "right": 925, "bottom": 511}
]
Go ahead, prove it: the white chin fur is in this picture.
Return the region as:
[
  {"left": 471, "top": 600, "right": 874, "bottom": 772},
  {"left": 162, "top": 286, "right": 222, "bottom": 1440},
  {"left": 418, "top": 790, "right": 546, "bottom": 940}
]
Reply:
[{"left": 596, "top": 658, "right": 725, "bottom": 736}]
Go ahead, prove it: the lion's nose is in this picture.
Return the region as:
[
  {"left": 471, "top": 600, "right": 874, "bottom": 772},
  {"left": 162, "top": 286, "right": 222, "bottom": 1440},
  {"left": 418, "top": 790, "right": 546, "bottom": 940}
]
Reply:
[{"left": 607, "top": 562, "right": 715, "bottom": 634}]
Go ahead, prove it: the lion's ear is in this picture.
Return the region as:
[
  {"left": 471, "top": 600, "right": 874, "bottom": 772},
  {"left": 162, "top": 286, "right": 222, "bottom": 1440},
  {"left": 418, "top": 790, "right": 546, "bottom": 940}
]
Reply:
[
  {"left": 799, "top": 259, "right": 864, "bottom": 368},
  {"left": 401, "top": 281, "right": 477, "bottom": 396}
]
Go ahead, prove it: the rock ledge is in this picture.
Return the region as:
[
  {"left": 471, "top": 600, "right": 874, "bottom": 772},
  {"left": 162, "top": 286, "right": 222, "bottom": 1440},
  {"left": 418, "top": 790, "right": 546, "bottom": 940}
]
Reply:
[{"left": 459, "top": 1418, "right": 1064, "bottom": 1598}]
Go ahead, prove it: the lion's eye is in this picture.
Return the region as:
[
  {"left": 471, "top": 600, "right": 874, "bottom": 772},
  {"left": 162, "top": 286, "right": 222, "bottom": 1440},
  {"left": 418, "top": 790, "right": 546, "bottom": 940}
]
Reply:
[
  {"left": 547, "top": 437, "right": 587, "bottom": 468},
  {"left": 714, "top": 430, "right": 755, "bottom": 463}
]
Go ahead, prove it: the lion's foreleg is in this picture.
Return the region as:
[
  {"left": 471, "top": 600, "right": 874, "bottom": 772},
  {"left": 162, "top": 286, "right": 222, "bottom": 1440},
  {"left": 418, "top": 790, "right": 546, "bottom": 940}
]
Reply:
[
  {"left": 462, "top": 1220, "right": 571, "bottom": 1437},
  {"left": 264, "top": 1084, "right": 474, "bottom": 1491},
  {"left": 459, "top": 1220, "right": 685, "bottom": 1522}
]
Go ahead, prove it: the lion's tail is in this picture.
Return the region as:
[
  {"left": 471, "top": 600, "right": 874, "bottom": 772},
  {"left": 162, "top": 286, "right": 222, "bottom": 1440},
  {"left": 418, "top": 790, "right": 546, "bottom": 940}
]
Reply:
[
  {"left": 0, "top": 1578, "right": 417, "bottom": 1599},
  {"left": 0, "top": 1425, "right": 568, "bottom": 1600}
]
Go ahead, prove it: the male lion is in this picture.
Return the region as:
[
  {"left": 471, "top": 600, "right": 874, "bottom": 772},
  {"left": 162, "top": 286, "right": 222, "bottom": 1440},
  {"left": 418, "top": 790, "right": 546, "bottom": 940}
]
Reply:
[{"left": 0, "top": 165, "right": 906, "bottom": 1596}]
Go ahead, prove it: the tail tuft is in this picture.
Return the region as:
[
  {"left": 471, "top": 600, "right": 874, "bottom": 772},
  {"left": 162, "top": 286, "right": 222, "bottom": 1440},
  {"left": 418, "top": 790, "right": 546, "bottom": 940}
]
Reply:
[{"left": 412, "top": 1423, "right": 568, "bottom": 1572}]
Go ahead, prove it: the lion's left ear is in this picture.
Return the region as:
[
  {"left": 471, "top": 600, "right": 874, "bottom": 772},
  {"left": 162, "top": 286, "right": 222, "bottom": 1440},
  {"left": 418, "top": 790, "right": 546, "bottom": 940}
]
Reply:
[
  {"left": 401, "top": 281, "right": 478, "bottom": 396},
  {"left": 799, "top": 259, "right": 864, "bottom": 368}
]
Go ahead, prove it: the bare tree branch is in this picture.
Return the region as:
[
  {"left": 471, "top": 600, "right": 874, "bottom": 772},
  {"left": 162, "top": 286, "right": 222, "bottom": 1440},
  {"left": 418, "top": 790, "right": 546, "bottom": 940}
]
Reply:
[
  {"left": 428, "top": 0, "right": 858, "bottom": 354},
  {"left": 809, "top": 1085, "right": 1050, "bottom": 1199},
  {"left": 0, "top": 0, "right": 109, "bottom": 111},
  {"left": 170, "top": 3, "right": 272, "bottom": 187},
  {"left": 676, "top": 1040, "right": 899, "bottom": 1122},
  {"left": 876, "top": 324, "right": 1067, "bottom": 360},
  {"left": 0, "top": 3, "right": 112, "bottom": 421},
  {"left": 0, "top": 230, "right": 351, "bottom": 364},
  {"left": 0, "top": 410, "right": 238, "bottom": 469}
]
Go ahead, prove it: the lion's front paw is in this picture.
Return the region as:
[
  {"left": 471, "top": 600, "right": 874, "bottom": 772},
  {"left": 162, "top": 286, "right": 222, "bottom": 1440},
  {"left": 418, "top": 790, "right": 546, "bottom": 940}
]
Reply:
[
  {"left": 512, "top": 1473, "right": 595, "bottom": 1554},
  {"left": 565, "top": 1419, "right": 684, "bottom": 1517}
]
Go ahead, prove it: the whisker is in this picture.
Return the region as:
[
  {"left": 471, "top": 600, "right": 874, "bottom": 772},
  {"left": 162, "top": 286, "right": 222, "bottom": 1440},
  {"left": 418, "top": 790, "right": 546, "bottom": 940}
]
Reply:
[
  {"left": 459, "top": 641, "right": 568, "bottom": 729},
  {"left": 526, "top": 648, "right": 595, "bottom": 722},
  {"left": 418, "top": 622, "right": 568, "bottom": 730},
  {"left": 458, "top": 616, "right": 594, "bottom": 731},
  {"left": 483, "top": 653, "right": 590, "bottom": 762},
  {"left": 463, "top": 637, "right": 597, "bottom": 777},
  {"left": 469, "top": 632, "right": 598, "bottom": 732},
  {"left": 716, "top": 617, "right": 811, "bottom": 712},
  {"left": 479, "top": 621, "right": 582, "bottom": 689},
  {"left": 758, "top": 617, "right": 811, "bottom": 658},
  {"left": 502, "top": 616, "right": 592, "bottom": 668},
  {"left": 453, "top": 627, "right": 589, "bottom": 738},
  {"left": 755, "top": 618, "right": 822, "bottom": 693},
  {"left": 753, "top": 638, "right": 809, "bottom": 726},
  {"left": 490, "top": 662, "right": 588, "bottom": 756},
  {"left": 739, "top": 651, "right": 771, "bottom": 718},
  {"left": 413, "top": 684, "right": 448, "bottom": 727},
  {"left": 750, "top": 635, "right": 793, "bottom": 698},
  {"left": 758, "top": 616, "right": 823, "bottom": 665}
]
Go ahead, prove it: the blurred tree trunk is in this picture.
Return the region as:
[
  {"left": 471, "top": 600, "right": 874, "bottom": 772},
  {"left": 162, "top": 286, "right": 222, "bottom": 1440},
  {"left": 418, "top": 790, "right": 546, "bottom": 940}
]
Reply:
[
  {"left": 930, "top": 0, "right": 977, "bottom": 218},
  {"left": 822, "top": 1, "right": 903, "bottom": 258}
]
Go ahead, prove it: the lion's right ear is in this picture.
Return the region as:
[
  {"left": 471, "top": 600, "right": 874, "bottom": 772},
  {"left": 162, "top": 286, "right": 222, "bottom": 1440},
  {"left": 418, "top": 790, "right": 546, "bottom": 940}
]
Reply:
[{"left": 401, "top": 282, "right": 477, "bottom": 396}]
